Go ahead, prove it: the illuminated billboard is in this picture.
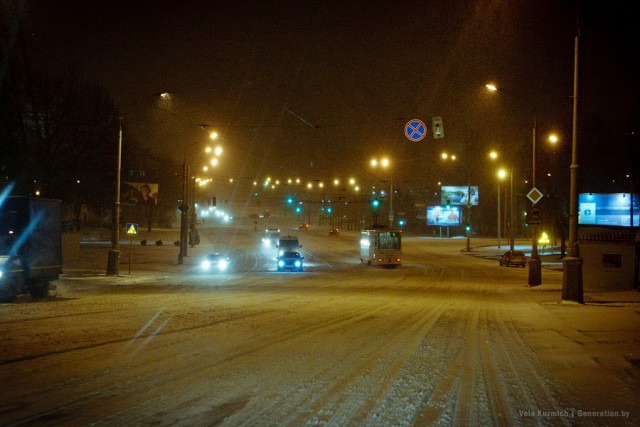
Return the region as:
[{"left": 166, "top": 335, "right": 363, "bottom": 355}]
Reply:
[
  {"left": 441, "top": 185, "right": 479, "bottom": 206},
  {"left": 427, "top": 206, "right": 461, "bottom": 226},
  {"left": 122, "top": 182, "right": 159, "bottom": 206},
  {"left": 579, "top": 193, "right": 639, "bottom": 227}
]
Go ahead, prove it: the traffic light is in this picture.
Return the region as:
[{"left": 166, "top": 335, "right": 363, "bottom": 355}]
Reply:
[
  {"left": 398, "top": 219, "right": 406, "bottom": 227},
  {"left": 286, "top": 196, "right": 294, "bottom": 205},
  {"left": 432, "top": 116, "right": 444, "bottom": 139},
  {"left": 371, "top": 198, "right": 380, "bottom": 209},
  {"left": 295, "top": 206, "right": 302, "bottom": 213},
  {"left": 327, "top": 207, "right": 333, "bottom": 214}
]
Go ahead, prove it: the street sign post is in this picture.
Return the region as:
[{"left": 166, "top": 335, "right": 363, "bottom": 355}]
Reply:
[{"left": 125, "top": 223, "right": 138, "bottom": 274}]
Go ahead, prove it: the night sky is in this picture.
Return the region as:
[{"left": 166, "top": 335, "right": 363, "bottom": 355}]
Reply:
[{"left": 12, "top": 0, "right": 640, "bottom": 196}]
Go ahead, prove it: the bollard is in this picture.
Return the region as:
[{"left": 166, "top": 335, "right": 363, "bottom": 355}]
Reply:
[
  {"left": 562, "top": 256, "right": 584, "bottom": 303},
  {"left": 528, "top": 257, "right": 541, "bottom": 286}
]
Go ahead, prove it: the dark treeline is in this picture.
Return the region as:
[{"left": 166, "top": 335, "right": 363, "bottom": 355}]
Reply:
[{"left": 0, "top": 3, "right": 181, "bottom": 227}]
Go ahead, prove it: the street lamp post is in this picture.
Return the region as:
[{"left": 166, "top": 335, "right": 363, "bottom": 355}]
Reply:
[
  {"left": 528, "top": 115, "right": 542, "bottom": 287},
  {"left": 562, "top": 35, "right": 584, "bottom": 303},
  {"left": 106, "top": 92, "right": 168, "bottom": 275},
  {"left": 486, "top": 83, "right": 541, "bottom": 285},
  {"left": 178, "top": 132, "right": 221, "bottom": 263},
  {"left": 497, "top": 168, "right": 508, "bottom": 249},
  {"left": 389, "top": 176, "right": 394, "bottom": 228},
  {"left": 370, "top": 157, "right": 392, "bottom": 227},
  {"left": 178, "top": 162, "right": 189, "bottom": 264},
  {"left": 441, "top": 151, "right": 473, "bottom": 249},
  {"left": 106, "top": 118, "right": 124, "bottom": 275},
  {"left": 497, "top": 183, "right": 501, "bottom": 248},
  {"left": 509, "top": 166, "right": 515, "bottom": 251}
]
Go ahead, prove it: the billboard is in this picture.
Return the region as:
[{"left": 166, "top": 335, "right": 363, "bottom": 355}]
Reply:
[
  {"left": 427, "top": 206, "right": 461, "bottom": 226},
  {"left": 579, "top": 193, "right": 639, "bottom": 227},
  {"left": 441, "top": 185, "right": 479, "bottom": 206},
  {"left": 122, "top": 182, "right": 159, "bottom": 206}
]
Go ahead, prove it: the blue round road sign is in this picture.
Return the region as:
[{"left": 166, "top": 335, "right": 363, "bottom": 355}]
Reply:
[{"left": 405, "top": 119, "right": 427, "bottom": 141}]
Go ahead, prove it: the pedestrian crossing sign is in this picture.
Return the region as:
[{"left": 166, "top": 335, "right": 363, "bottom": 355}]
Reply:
[{"left": 126, "top": 223, "right": 139, "bottom": 236}]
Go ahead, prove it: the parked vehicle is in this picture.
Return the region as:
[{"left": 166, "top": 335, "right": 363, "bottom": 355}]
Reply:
[
  {"left": 0, "top": 196, "right": 62, "bottom": 302},
  {"left": 499, "top": 250, "right": 527, "bottom": 267}
]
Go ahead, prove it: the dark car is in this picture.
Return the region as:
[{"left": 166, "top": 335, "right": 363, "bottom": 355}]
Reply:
[
  {"left": 200, "top": 253, "right": 230, "bottom": 271},
  {"left": 499, "top": 250, "right": 527, "bottom": 267},
  {"left": 277, "top": 251, "right": 304, "bottom": 272},
  {"left": 329, "top": 228, "right": 340, "bottom": 236}
]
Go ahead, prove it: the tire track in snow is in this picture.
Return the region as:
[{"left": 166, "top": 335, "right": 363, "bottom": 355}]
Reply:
[
  {"left": 485, "top": 306, "right": 572, "bottom": 425},
  {"left": 222, "top": 296, "right": 444, "bottom": 425},
  {"left": 293, "top": 304, "right": 450, "bottom": 426}
]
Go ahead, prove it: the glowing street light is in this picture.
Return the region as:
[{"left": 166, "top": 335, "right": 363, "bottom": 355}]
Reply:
[
  {"left": 370, "top": 156, "right": 393, "bottom": 227},
  {"left": 485, "top": 82, "right": 541, "bottom": 286}
]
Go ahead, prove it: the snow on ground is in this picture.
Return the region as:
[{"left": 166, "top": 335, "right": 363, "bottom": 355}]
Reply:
[{"left": 0, "top": 224, "right": 638, "bottom": 426}]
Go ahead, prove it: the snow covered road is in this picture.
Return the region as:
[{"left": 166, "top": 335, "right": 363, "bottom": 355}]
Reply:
[{"left": 0, "top": 227, "right": 638, "bottom": 425}]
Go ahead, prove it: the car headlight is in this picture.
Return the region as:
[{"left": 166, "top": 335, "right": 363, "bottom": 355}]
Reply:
[
  {"left": 201, "top": 260, "right": 211, "bottom": 269},
  {"left": 217, "top": 260, "right": 229, "bottom": 270},
  {"left": 294, "top": 260, "right": 301, "bottom": 268},
  {"left": 278, "top": 260, "right": 285, "bottom": 267}
]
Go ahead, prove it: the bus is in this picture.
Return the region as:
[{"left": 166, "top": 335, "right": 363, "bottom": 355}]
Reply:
[{"left": 360, "top": 229, "right": 402, "bottom": 266}]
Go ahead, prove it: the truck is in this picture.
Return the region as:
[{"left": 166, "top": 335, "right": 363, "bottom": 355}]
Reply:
[
  {"left": 277, "top": 235, "right": 301, "bottom": 256},
  {"left": 0, "top": 196, "right": 62, "bottom": 302}
]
